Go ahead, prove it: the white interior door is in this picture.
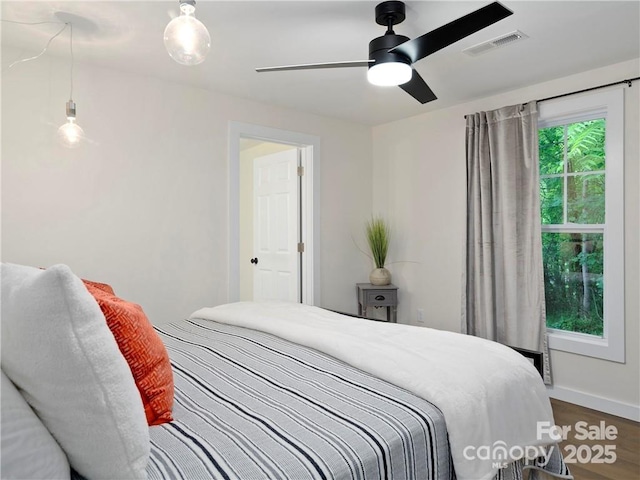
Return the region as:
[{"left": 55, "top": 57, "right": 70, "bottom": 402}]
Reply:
[{"left": 252, "top": 149, "right": 300, "bottom": 302}]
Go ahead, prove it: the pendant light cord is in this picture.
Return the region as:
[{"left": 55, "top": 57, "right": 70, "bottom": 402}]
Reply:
[
  {"left": 69, "top": 22, "right": 74, "bottom": 100},
  {"left": 1, "top": 20, "right": 69, "bottom": 70}
]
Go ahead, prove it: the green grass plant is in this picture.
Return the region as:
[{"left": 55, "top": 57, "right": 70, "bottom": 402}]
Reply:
[{"left": 365, "top": 216, "right": 390, "bottom": 269}]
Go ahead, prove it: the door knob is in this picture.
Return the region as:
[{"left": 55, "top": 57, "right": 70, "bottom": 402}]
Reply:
[{"left": 250, "top": 257, "right": 259, "bottom": 265}]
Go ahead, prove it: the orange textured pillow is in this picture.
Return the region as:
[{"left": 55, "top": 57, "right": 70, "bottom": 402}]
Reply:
[
  {"left": 83, "top": 281, "right": 174, "bottom": 426},
  {"left": 83, "top": 279, "right": 115, "bottom": 295}
]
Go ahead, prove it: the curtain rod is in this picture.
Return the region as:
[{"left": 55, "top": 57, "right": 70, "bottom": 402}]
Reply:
[
  {"left": 538, "top": 76, "right": 639, "bottom": 103},
  {"left": 464, "top": 76, "right": 639, "bottom": 119}
]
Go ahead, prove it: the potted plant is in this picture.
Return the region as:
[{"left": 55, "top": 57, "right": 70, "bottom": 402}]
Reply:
[{"left": 365, "top": 216, "right": 391, "bottom": 285}]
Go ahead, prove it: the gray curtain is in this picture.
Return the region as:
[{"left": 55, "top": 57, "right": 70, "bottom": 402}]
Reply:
[{"left": 462, "top": 101, "right": 551, "bottom": 384}]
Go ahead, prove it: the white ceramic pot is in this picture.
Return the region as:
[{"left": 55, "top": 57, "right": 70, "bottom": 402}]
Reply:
[{"left": 369, "top": 267, "right": 391, "bottom": 286}]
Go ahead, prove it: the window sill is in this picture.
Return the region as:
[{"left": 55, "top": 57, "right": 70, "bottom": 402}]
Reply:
[{"left": 547, "top": 328, "right": 624, "bottom": 363}]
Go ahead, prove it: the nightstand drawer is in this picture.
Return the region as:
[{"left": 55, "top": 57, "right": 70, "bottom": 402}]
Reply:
[
  {"left": 356, "top": 283, "right": 399, "bottom": 323},
  {"left": 365, "top": 290, "right": 397, "bottom": 306}
]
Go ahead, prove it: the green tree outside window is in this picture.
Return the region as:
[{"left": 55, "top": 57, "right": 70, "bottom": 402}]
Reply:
[{"left": 539, "top": 119, "right": 605, "bottom": 336}]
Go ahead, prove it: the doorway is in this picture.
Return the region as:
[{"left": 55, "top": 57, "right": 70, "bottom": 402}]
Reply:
[{"left": 228, "top": 122, "right": 321, "bottom": 306}]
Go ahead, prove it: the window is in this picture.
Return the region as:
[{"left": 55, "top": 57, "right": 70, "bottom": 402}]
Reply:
[
  {"left": 538, "top": 89, "right": 624, "bottom": 362},
  {"left": 540, "top": 119, "right": 605, "bottom": 336}
]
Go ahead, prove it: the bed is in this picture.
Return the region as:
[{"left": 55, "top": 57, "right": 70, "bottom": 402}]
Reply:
[
  {"left": 148, "top": 313, "right": 571, "bottom": 480},
  {"left": 1, "top": 263, "right": 571, "bottom": 480}
]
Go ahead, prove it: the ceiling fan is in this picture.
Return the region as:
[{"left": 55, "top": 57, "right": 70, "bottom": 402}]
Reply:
[{"left": 256, "top": 1, "right": 513, "bottom": 104}]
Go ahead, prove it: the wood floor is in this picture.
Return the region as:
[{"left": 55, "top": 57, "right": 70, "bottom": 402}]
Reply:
[{"left": 532, "top": 399, "right": 640, "bottom": 480}]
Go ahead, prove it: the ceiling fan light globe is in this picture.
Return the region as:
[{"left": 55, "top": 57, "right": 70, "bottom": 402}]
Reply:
[
  {"left": 367, "top": 61, "right": 412, "bottom": 86},
  {"left": 164, "top": 9, "right": 211, "bottom": 66}
]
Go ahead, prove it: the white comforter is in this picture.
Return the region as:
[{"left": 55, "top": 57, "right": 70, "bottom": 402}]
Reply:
[{"left": 191, "top": 302, "right": 555, "bottom": 480}]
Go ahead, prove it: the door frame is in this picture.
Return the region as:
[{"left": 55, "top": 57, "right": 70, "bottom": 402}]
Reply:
[{"left": 228, "top": 121, "right": 320, "bottom": 305}]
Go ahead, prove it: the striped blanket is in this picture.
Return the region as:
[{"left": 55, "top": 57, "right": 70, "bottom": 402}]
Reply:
[{"left": 147, "top": 316, "right": 570, "bottom": 480}]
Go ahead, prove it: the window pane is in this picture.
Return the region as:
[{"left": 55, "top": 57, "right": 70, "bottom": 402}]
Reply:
[
  {"left": 567, "top": 174, "right": 605, "bottom": 224},
  {"left": 539, "top": 126, "right": 564, "bottom": 175},
  {"left": 540, "top": 177, "right": 563, "bottom": 224},
  {"left": 567, "top": 119, "right": 605, "bottom": 173},
  {"left": 542, "top": 232, "right": 603, "bottom": 336}
]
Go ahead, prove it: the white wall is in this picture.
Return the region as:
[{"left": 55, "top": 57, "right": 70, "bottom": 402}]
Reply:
[
  {"left": 372, "top": 59, "right": 640, "bottom": 419},
  {"left": 1, "top": 47, "right": 372, "bottom": 324}
]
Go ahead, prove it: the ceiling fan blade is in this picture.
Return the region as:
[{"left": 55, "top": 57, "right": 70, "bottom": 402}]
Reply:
[
  {"left": 391, "top": 2, "right": 513, "bottom": 64},
  {"left": 256, "top": 60, "right": 373, "bottom": 73},
  {"left": 399, "top": 69, "right": 437, "bottom": 104}
]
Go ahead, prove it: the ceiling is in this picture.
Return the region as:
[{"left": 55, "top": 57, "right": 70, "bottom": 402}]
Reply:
[{"left": 2, "top": 1, "right": 639, "bottom": 126}]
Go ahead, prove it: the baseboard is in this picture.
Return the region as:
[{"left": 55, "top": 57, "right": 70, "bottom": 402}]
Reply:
[{"left": 547, "top": 385, "right": 640, "bottom": 421}]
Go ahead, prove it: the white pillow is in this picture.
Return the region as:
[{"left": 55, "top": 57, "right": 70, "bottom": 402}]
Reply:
[
  {"left": 1, "top": 370, "right": 70, "bottom": 479},
  {"left": 1, "top": 263, "right": 149, "bottom": 479}
]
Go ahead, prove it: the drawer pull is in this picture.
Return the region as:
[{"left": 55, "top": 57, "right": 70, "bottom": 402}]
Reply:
[{"left": 375, "top": 295, "right": 385, "bottom": 301}]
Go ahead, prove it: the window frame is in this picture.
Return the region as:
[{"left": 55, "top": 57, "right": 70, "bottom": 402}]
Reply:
[{"left": 538, "top": 88, "right": 625, "bottom": 363}]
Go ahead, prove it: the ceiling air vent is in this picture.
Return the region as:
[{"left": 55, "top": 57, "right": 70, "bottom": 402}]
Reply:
[{"left": 463, "top": 30, "right": 528, "bottom": 56}]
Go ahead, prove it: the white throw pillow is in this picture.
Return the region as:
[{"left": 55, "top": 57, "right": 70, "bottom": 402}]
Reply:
[
  {"left": 1, "top": 263, "right": 149, "bottom": 479},
  {"left": 1, "top": 370, "right": 70, "bottom": 479}
]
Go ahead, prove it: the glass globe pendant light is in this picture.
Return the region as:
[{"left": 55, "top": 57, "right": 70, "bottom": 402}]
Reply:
[
  {"left": 164, "top": 0, "right": 211, "bottom": 66},
  {"left": 57, "top": 22, "right": 84, "bottom": 148},
  {"left": 57, "top": 100, "right": 84, "bottom": 148}
]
